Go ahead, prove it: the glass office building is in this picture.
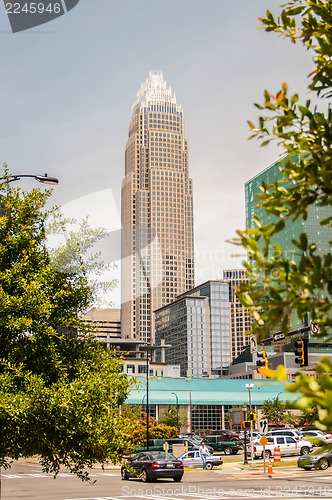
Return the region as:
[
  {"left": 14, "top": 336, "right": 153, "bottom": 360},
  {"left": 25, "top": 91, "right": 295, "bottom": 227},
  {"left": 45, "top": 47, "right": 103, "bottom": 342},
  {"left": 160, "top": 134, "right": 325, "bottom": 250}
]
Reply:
[
  {"left": 245, "top": 155, "right": 331, "bottom": 334},
  {"left": 155, "top": 281, "right": 231, "bottom": 377}
]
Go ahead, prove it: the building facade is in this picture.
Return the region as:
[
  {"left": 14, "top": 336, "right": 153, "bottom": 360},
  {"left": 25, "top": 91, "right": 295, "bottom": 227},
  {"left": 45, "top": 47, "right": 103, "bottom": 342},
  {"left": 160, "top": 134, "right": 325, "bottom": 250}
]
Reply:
[
  {"left": 121, "top": 70, "right": 194, "bottom": 343},
  {"left": 126, "top": 376, "right": 290, "bottom": 432},
  {"left": 155, "top": 280, "right": 231, "bottom": 377},
  {"left": 245, "top": 155, "right": 331, "bottom": 334},
  {"left": 83, "top": 307, "right": 121, "bottom": 347},
  {"left": 222, "top": 269, "right": 252, "bottom": 362}
]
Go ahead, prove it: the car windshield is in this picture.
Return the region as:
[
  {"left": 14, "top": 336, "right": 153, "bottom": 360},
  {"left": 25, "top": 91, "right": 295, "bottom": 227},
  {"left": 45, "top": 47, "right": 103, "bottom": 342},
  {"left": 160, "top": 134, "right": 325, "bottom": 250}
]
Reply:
[{"left": 148, "top": 452, "right": 176, "bottom": 461}]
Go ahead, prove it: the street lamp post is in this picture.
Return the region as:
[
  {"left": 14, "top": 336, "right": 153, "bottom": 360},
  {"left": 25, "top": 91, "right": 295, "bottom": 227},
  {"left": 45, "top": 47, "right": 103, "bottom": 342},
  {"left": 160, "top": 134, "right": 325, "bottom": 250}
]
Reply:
[
  {"left": 243, "top": 404, "right": 248, "bottom": 465},
  {"left": 139, "top": 344, "right": 171, "bottom": 452},
  {"left": 276, "top": 391, "right": 283, "bottom": 427},
  {"left": 171, "top": 392, "right": 179, "bottom": 433},
  {"left": 245, "top": 383, "right": 254, "bottom": 465},
  {"left": 0, "top": 173, "right": 59, "bottom": 185}
]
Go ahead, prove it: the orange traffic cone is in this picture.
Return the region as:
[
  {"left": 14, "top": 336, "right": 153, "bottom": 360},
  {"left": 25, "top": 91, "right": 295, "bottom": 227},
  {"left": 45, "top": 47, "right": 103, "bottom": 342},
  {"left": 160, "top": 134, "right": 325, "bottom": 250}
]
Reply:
[{"left": 268, "top": 459, "right": 274, "bottom": 474}]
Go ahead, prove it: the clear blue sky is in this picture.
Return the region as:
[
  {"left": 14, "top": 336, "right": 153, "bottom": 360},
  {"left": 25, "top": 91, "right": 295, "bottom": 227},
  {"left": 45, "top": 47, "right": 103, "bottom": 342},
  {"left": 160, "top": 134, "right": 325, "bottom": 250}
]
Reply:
[{"left": 0, "top": 0, "right": 314, "bottom": 305}]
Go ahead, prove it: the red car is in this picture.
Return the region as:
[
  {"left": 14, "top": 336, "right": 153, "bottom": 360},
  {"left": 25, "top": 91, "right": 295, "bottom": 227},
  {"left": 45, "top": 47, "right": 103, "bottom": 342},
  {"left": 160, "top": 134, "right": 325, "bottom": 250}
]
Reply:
[{"left": 209, "top": 430, "right": 242, "bottom": 441}]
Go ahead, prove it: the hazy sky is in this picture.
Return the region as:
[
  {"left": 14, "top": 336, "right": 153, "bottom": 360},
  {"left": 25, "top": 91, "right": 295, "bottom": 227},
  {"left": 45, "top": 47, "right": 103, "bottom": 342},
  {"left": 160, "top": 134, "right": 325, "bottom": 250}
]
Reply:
[{"left": 0, "top": 0, "right": 314, "bottom": 306}]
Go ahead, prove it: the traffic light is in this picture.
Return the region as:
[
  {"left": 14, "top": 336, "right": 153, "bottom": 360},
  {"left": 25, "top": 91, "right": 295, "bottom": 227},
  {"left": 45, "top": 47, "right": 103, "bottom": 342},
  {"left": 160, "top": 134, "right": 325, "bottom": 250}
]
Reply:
[
  {"left": 250, "top": 413, "right": 257, "bottom": 421},
  {"left": 256, "top": 346, "right": 268, "bottom": 370},
  {"left": 294, "top": 337, "right": 308, "bottom": 367},
  {"left": 243, "top": 420, "right": 251, "bottom": 429}
]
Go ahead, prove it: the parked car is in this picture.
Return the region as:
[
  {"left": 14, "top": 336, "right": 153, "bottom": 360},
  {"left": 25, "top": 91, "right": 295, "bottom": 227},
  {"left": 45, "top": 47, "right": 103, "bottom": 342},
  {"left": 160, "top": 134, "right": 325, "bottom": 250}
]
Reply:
[
  {"left": 239, "top": 431, "right": 262, "bottom": 441},
  {"left": 250, "top": 435, "right": 313, "bottom": 459},
  {"left": 179, "top": 450, "right": 223, "bottom": 470},
  {"left": 303, "top": 430, "right": 332, "bottom": 446},
  {"left": 203, "top": 436, "right": 242, "bottom": 455},
  {"left": 121, "top": 451, "right": 184, "bottom": 482},
  {"left": 298, "top": 450, "right": 332, "bottom": 470},
  {"left": 133, "top": 438, "right": 213, "bottom": 454},
  {"left": 266, "top": 428, "right": 304, "bottom": 441},
  {"left": 208, "top": 430, "right": 242, "bottom": 441},
  {"left": 165, "top": 438, "right": 213, "bottom": 454}
]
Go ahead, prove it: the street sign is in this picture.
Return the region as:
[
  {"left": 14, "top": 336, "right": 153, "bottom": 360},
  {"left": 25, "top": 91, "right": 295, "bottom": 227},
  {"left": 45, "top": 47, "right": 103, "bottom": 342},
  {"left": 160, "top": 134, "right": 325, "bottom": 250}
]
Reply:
[
  {"left": 273, "top": 332, "right": 285, "bottom": 342},
  {"left": 259, "top": 419, "right": 269, "bottom": 434},
  {"left": 260, "top": 435, "right": 268, "bottom": 447},
  {"left": 310, "top": 321, "right": 319, "bottom": 335}
]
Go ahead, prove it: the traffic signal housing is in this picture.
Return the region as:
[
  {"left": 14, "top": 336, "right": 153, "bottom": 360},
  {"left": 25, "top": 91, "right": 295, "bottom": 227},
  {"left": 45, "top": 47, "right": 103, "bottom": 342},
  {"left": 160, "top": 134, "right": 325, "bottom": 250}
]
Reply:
[
  {"left": 256, "top": 346, "right": 268, "bottom": 371},
  {"left": 294, "top": 337, "right": 308, "bottom": 367},
  {"left": 243, "top": 420, "right": 251, "bottom": 429}
]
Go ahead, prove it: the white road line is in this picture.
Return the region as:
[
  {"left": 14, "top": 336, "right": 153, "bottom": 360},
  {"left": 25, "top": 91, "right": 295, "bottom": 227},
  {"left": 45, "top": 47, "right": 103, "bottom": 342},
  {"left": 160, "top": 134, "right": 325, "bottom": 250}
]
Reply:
[
  {"left": 63, "top": 497, "right": 120, "bottom": 500},
  {"left": 27, "top": 474, "right": 49, "bottom": 478},
  {"left": 97, "top": 472, "right": 118, "bottom": 476}
]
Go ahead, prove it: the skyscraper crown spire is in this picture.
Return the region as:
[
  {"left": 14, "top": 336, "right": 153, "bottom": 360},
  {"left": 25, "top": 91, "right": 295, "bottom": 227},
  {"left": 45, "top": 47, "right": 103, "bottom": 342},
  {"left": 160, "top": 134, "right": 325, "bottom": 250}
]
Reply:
[{"left": 136, "top": 70, "right": 181, "bottom": 111}]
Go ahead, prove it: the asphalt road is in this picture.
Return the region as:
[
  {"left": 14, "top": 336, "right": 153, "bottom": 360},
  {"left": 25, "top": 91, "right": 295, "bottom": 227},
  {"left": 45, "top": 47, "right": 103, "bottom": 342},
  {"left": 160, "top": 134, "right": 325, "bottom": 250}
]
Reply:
[{"left": 1, "top": 460, "right": 332, "bottom": 500}]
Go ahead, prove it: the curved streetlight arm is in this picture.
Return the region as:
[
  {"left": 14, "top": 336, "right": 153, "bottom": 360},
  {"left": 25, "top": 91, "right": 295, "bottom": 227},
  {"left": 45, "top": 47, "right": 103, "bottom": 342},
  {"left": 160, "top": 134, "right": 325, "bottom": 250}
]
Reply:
[
  {"left": 1, "top": 174, "right": 59, "bottom": 185},
  {"left": 171, "top": 392, "right": 179, "bottom": 405}
]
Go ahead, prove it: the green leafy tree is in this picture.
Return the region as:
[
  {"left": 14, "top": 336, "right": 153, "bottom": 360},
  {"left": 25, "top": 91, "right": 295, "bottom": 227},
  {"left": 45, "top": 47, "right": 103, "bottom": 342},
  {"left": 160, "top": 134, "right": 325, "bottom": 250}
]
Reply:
[
  {"left": 0, "top": 169, "right": 133, "bottom": 479},
  {"left": 261, "top": 397, "right": 288, "bottom": 425},
  {"left": 159, "top": 405, "right": 188, "bottom": 430},
  {"left": 297, "top": 402, "right": 319, "bottom": 427},
  {"left": 120, "top": 406, "right": 177, "bottom": 447},
  {"left": 47, "top": 213, "right": 118, "bottom": 306},
  {"left": 233, "top": 0, "right": 332, "bottom": 434}
]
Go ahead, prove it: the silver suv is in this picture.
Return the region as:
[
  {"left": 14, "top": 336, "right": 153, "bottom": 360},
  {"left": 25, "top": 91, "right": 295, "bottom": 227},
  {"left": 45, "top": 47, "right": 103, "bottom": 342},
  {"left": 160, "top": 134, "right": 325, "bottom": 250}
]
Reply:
[{"left": 266, "top": 429, "right": 304, "bottom": 441}]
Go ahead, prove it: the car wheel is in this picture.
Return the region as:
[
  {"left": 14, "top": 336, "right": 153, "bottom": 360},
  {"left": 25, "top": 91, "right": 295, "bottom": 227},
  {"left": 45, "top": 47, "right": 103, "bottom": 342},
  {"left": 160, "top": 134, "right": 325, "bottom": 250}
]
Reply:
[
  {"left": 206, "top": 462, "right": 213, "bottom": 470},
  {"left": 173, "top": 476, "right": 182, "bottom": 482},
  {"left": 121, "top": 469, "right": 129, "bottom": 480},
  {"left": 141, "top": 469, "right": 150, "bottom": 482},
  {"left": 318, "top": 458, "right": 330, "bottom": 470},
  {"left": 262, "top": 450, "right": 271, "bottom": 459},
  {"left": 300, "top": 447, "right": 310, "bottom": 455},
  {"left": 224, "top": 446, "right": 232, "bottom": 455}
]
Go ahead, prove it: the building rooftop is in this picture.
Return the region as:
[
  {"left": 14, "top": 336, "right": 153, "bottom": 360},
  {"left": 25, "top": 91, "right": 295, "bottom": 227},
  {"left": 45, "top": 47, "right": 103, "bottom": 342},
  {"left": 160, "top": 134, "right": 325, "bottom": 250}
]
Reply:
[{"left": 126, "top": 376, "right": 296, "bottom": 406}]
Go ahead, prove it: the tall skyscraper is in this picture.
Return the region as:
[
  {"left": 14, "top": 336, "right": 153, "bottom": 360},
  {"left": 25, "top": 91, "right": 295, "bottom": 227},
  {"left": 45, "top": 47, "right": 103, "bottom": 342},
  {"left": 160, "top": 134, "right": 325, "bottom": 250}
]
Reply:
[{"left": 121, "top": 71, "right": 194, "bottom": 343}]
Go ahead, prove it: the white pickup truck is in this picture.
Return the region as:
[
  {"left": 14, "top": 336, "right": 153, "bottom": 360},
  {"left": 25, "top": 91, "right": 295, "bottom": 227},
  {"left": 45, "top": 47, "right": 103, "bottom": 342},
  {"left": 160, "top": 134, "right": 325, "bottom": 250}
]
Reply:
[{"left": 251, "top": 435, "right": 313, "bottom": 459}]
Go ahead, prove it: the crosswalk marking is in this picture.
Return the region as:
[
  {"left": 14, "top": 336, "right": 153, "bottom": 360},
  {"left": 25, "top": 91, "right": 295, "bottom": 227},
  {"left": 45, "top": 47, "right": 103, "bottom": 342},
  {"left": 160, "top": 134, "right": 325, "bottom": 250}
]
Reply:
[
  {"left": 2, "top": 471, "right": 115, "bottom": 479},
  {"left": 64, "top": 497, "right": 121, "bottom": 500}
]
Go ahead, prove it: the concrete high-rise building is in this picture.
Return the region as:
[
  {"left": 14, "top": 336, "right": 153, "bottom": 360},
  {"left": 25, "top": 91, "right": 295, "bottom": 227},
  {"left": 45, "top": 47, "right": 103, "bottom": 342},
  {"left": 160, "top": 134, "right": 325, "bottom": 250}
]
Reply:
[
  {"left": 155, "top": 280, "right": 231, "bottom": 378},
  {"left": 121, "top": 70, "right": 194, "bottom": 343},
  {"left": 222, "top": 269, "right": 252, "bottom": 362}
]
